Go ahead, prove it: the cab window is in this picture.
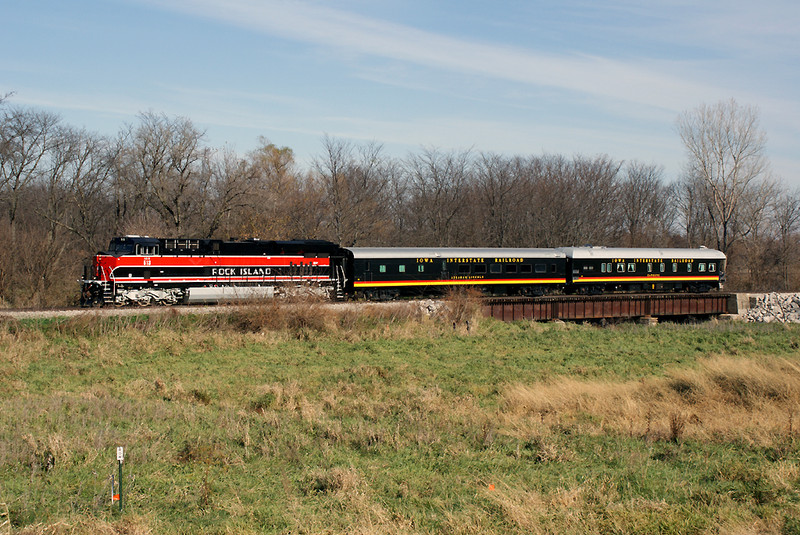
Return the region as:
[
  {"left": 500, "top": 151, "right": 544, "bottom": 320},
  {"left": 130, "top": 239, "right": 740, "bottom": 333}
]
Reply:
[{"left": 135, "top": 244, "right": 159, "bottom": 255}]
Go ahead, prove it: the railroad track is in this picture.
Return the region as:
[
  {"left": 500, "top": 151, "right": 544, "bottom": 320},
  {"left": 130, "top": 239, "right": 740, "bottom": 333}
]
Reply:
[
  {"left": 0, "top": 304, "right": 231, "bottom": 320},
  {"left": 1, "top": 293, "right": 737, "bottom": 322}
]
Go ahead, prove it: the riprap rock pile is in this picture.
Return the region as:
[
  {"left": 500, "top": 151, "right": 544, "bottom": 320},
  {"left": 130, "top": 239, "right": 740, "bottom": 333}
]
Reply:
[{"left": 742, "top": 293, "right": 800, "bottom": 323}]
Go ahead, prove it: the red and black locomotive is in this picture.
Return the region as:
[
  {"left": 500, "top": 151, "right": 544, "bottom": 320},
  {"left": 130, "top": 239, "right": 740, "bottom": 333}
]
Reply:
[{"left": 81, "top": 236, "right": 352, "bottom": 306}]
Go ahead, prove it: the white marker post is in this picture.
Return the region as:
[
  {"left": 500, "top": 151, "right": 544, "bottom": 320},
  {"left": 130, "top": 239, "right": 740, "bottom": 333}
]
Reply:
[{"left": 116, "top": 447, "right": 124, "bottom": 512}]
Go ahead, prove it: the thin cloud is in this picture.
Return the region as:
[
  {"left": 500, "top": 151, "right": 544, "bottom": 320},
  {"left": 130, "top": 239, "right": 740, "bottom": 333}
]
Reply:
[{"left": 146, "top": 0, "right": 725, "bottom": 112}]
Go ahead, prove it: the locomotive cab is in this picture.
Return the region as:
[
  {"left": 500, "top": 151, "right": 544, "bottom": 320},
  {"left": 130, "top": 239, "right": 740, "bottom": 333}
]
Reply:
[{"left": 106, "top": 235, "right": 161, "bottom": 257}]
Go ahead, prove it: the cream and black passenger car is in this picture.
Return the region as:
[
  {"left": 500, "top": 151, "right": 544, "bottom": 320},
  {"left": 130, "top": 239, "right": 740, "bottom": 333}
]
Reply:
[{"left": 559, "top": 246, "right": 726, "bottom": 293}]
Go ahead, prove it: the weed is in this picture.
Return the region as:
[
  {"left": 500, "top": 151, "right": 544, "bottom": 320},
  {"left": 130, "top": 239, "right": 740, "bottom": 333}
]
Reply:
[
  {"left": 440, "top": 287, "right": 483, "bottom": 328},
  {"left": 668, "top": 412, "right": 685, "bottom": 443},
  {"left": 177, "top": 438, "right": 226, "bottom": 465},
  {"left": 301, "top": 466, "right": 362, "bottom": 496},
  {"left": 190, "top": 389, "right": 211, "bottom": 405}
]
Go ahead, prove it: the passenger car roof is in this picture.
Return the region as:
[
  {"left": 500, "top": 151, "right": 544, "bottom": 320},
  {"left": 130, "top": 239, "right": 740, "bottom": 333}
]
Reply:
[
  {"left": 557, "top": 246, "right": 726, "bottom": 260},
  {"left": 348, "top": 247, "right": 566, "bottom": 259}
]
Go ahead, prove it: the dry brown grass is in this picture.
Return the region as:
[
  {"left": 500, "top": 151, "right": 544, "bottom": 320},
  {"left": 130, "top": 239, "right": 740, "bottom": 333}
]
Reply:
[
  {"left": 13, "top": 514, "right": 153, "bottom": 535},
  {"left": 502, "top": 355, "right": 800, "bottom": 445},
  {"left": 227, "top": 299, "right": 434, "bottom": 342},
  {"left": 482, "top": 483, "right": 783, "bottom": 535}
]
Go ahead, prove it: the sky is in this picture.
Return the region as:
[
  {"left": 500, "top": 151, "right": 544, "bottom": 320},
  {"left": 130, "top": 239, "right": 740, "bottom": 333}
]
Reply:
[{"left": 2, "top": 0, "right": 799, "bottom": 184}]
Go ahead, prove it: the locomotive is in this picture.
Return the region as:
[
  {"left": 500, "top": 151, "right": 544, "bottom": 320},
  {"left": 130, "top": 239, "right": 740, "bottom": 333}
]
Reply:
[
  {"left": 80, "top": 236, "right": 351, "bottom": 306},
  {"left": 80, "top": 236, "right": 726, "bottom": 306}
]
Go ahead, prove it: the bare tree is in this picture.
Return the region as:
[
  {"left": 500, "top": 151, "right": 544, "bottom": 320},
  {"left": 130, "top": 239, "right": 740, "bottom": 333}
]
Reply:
[
  {"left": 379, "top": 157, "right": 408, "bottom": 246},
  {"left": 524, "top": 154, "right": 566, "bottom": 246},
  {"left": 572, "top": 155, "right": 621, "bottom": 245},
  {"left": 118, "top": 111, "right": 210, "bottom": 236},
  {"left": 618, "top": 161, "right": 673, "bottom": 246},
  {"left": 199, "top": 148, "right": 256, "bottom": 238},
  {"left": 32, "top": 126, "right": 116, "bottom": 251},
  {"left": 230, "top": 139, "right": 301, "bottom": 239},
  {"left": 474, "top": 153, "right": 527, "bottom": 247},
  {"left": 0, "top": 107, "right": 61, "bottom": 304},
  {"left": 314, "top": 136, "right": 391, "bottom": 246},
  {"left": 737, "top": 178, "right": 779, "bottom": 289},
  {"left": 0, "top": 107, "right": 60, "bottom": 239},
  {"left": 771, "top": 187, "right": 800, "bottom": 289},
  {"left": 527, "top": 154, "right": 620, "bottom": 246},
  {"left": 405, "top": 147, "right": 472, "bottom": 246},
  {"left": 315, "top": 135, "right": 351, "bottom": 244},
  {"left": 677, "top": 99, "right": 769, "bottom": 253}
]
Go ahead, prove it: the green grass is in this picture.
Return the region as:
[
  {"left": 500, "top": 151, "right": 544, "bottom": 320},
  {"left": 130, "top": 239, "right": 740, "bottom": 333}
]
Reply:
[{"left": 1, "top": 309, "right": 799, "bottom": 534}]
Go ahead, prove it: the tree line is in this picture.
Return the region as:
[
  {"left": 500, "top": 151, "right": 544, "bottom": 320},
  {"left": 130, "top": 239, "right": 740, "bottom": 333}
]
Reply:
[{"left": 1, "top": 98, "right": 798, "bottom": 306}]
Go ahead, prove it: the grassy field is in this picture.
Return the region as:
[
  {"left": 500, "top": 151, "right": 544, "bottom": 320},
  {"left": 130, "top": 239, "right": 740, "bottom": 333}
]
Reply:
[{"left": 1, "top": 301, "right": 799, "bottom": 534}]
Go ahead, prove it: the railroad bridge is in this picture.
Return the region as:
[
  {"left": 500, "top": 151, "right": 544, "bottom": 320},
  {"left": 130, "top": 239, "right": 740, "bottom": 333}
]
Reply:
[{"left": 482, "top": 293, "right": 740, "bottom": 323}]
